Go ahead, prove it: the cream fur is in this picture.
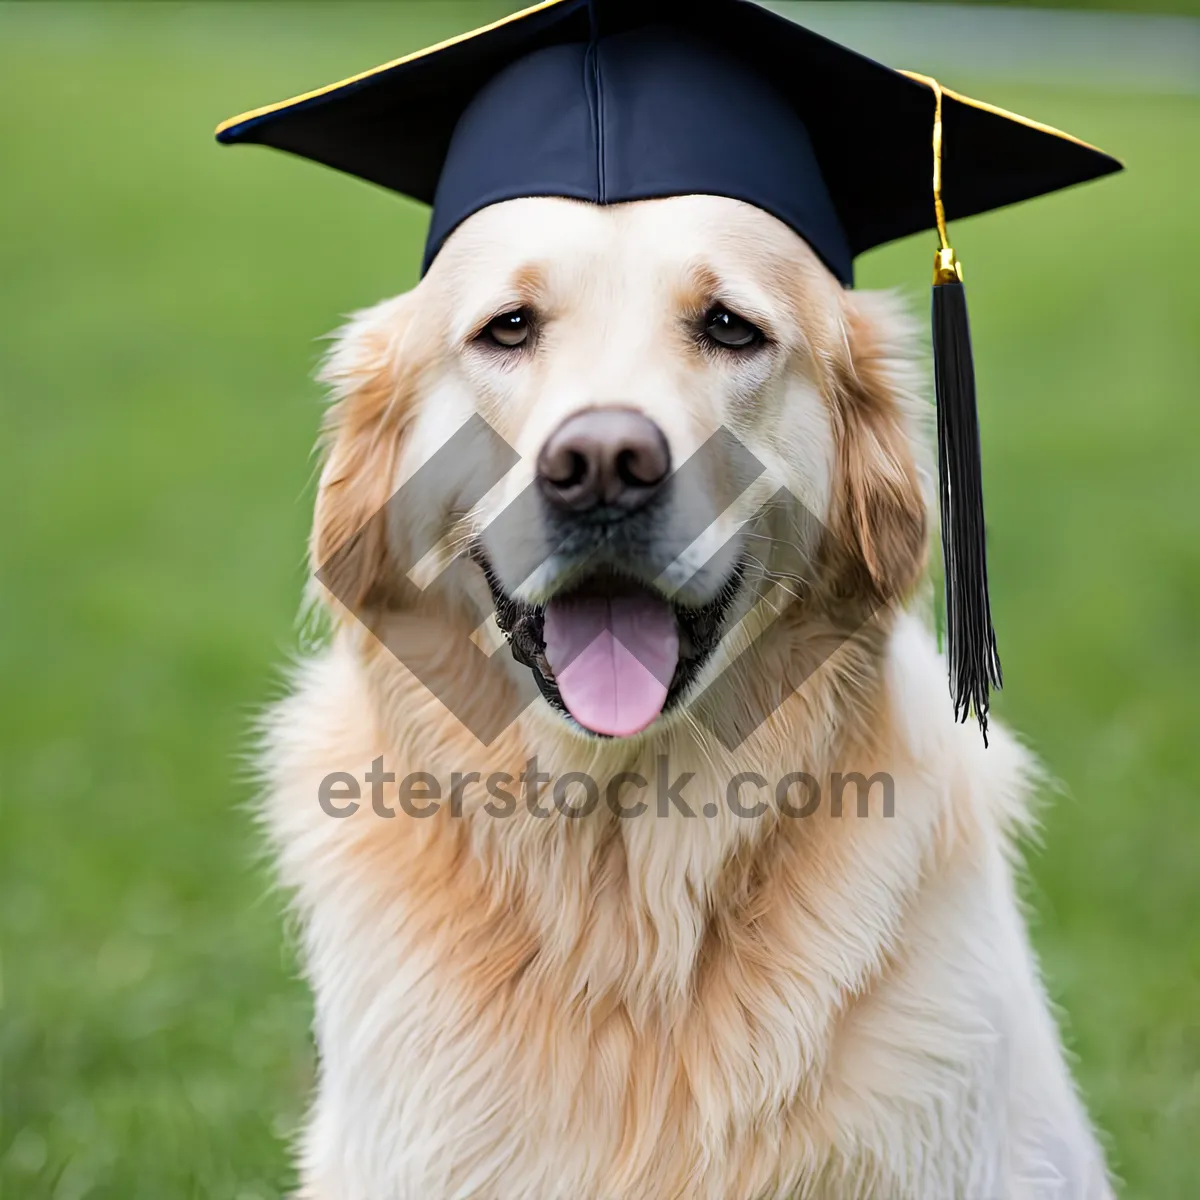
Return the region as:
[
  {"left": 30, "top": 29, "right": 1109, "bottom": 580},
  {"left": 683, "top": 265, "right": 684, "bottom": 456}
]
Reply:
[{"left": 260, "top": 197, "right": 1112, "bottom": 1199}]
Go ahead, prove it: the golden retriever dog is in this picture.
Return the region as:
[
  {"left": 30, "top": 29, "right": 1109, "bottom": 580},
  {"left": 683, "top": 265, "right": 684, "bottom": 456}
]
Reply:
[{"left": 260, "top": 195, "right": 1112, "bottom": 1198}]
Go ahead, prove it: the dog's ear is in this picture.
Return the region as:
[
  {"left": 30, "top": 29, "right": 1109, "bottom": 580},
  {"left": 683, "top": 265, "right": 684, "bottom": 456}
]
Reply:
[
  {"left": 311, "top": 291, "right": 425, "bottom": 611},
  {"left": 825, "top": 291, "right": 929, "bottom": 606}
]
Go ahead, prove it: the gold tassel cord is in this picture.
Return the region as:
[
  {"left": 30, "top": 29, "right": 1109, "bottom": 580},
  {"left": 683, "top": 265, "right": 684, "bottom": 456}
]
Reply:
[{"left": 930, "top": 78, "right": 964, "bottom": 287}]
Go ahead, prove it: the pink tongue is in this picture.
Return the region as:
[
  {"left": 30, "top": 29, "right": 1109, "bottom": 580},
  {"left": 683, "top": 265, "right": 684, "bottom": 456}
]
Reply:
[{"left": 543, "top": 590, "right": 679, "bottom": 737}]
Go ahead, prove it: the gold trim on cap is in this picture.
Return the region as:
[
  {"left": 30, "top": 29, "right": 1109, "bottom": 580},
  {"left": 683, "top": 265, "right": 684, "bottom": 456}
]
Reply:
[
  {"left": 899, "top": 69, "right": 1118, "bottom": 161},
  {"left": 214, "top": 0, "right": 570, "bottom": 137},
  {"left": 904, "top": 69, "right": 1119, "bottom": 284}
]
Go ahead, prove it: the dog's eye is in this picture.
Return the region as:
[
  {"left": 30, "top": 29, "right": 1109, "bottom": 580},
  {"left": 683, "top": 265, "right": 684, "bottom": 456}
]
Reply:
[
  {"left": 482, "top": 309, "right": 532, "bottom": 348},
  {"left": 703, "top": 306, "right": 763, "bottom": 350}
]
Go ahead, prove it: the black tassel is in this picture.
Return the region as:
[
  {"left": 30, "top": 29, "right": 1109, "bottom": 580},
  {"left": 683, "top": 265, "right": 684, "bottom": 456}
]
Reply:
[{"left": 932, "top": 255, "right": 1002, "bottom": 742}]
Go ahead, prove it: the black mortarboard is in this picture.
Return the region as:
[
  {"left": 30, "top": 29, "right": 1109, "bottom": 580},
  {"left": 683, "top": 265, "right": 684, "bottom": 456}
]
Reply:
[{"left": 217, "top": 0, "right": 1121, "bottom": 739}]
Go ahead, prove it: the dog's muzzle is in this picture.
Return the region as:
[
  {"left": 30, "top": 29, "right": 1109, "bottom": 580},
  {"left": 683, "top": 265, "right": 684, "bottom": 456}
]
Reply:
[{"left": 476, "top": 408, "right": 743, "bottom": 738}]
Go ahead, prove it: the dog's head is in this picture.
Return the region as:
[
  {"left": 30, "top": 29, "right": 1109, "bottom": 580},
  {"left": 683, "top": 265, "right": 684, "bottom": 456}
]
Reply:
[{"left": 313, "top": 195, "right": 927, "bottom": 743}]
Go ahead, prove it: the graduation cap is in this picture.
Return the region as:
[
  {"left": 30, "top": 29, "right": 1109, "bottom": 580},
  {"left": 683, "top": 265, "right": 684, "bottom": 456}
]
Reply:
[{"left": 217, "top": 0, "right": 1121, "bottom": 740}]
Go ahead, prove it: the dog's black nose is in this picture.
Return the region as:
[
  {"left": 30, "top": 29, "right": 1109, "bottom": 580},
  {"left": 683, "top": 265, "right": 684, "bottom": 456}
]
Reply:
[{"left": 537, "top": 408, "right": 670, "bottom": 513}]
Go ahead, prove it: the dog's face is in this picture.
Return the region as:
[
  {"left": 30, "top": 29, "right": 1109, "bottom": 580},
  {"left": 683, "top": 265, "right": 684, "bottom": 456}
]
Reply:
[{"left": 314, "top": 195, "right": 927, "bottom": 740}]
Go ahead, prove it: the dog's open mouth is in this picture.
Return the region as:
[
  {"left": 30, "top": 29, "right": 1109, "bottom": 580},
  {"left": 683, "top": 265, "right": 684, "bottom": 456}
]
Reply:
[{"left": 480, "top": 561, "right": 740, "bottom": 737}]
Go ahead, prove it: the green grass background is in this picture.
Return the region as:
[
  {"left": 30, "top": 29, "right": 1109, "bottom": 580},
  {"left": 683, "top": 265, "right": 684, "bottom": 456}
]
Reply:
[{"left": 2, "top": 2, "right": 1197, "bottom": 1197}]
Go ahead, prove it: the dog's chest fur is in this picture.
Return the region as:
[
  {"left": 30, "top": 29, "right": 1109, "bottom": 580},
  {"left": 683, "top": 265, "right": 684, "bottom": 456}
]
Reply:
[{"left": 267, "top": 621, "right": 1105, "bottom": 1200}]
